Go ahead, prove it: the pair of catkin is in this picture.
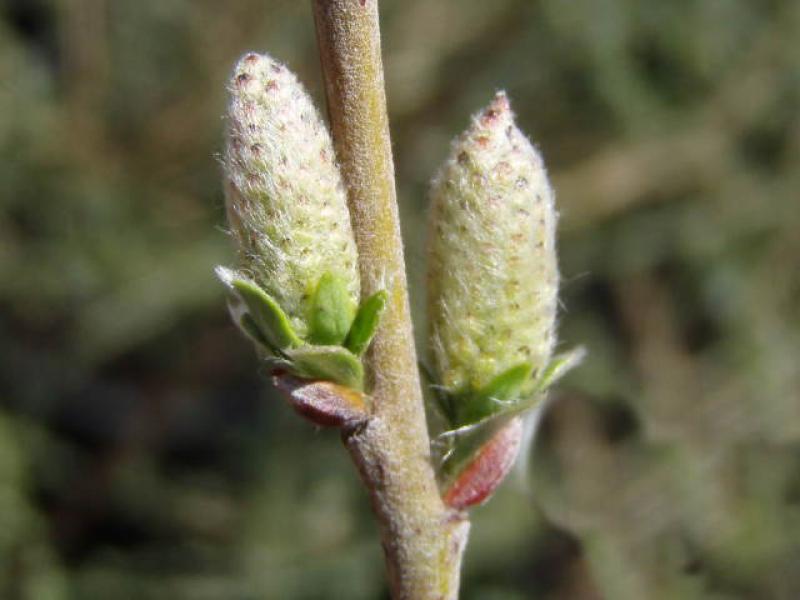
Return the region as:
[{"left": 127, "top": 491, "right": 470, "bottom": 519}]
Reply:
[{"left": 221, "top": 52, "right": 558, "bottom": 434}]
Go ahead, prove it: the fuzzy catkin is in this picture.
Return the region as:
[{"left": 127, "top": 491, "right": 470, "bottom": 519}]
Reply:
[
  {"left": 428, "top": 92, "right": 559, "bottom": 394},
  {"left": 224, "top": 52, "right": 359, "bottom": 337}
]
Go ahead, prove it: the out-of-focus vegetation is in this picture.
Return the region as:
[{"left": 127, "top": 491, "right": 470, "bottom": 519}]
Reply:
[{"left": 1, "top": 0, "right": 798, "bottom": 598}]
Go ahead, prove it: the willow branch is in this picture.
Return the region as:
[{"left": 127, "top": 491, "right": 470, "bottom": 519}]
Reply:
[{"left": 312, "top": 1, "right": 469, "bottom": 598}]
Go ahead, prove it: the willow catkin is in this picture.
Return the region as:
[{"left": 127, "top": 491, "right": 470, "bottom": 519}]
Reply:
[
  {"left": 223, "top": 52, "right": 359, "bottom": 338},
  {"left": 428, "top": 92, "right": 559, "bottom": 397}
]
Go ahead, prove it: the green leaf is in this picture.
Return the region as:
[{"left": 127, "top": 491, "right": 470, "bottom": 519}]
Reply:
[
  {"left": 452, "top": 362, "right": 533, "bottom": 427},
  {"left": 481, "top": 362, "right": 533, "bottom": 402},
  {"left": 307, "top": 273, "right": 356, "bottom": 346},
  {"left": 230, "top": 277, "right": 302, "bottom": 351},
  {"left": 222, "top": 293, "right": 278, "bottom": 356},
  {"left": 438, "top": 347, "right": 583, "bottom": 437},
  {"left": 445, "top": 347, "right": 586, "bottom": 429},
  {"left": 239, "top": 311, "right": 272, "bottom": 349},
  {"left": 344, "top": 290, "right": 388, "bottom": 355},
  {"left": 420, "top": 361, "right": 454, "bottom": 423},
  {"left": 287, "top": 345, "right": 364, "bottom": 390},
  {"left": 532, "top": 346, "right": 586, "bottom": 393}
]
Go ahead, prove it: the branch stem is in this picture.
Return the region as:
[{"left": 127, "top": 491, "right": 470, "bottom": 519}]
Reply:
[{"left": 312, "top": 1, "right": 469, "bottom": 598}]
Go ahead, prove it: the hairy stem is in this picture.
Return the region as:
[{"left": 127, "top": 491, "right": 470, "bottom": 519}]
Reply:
[{"left": 313, "top": 1, "right": 469, "bottom": 598}]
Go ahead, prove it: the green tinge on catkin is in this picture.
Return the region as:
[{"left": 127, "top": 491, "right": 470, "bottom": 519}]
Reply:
[
  {"left": 428, "top": 92, "right": 559, "bottom": 400},
  {"left": 224, "top": 52, "right": 359, "bottom": 338}
]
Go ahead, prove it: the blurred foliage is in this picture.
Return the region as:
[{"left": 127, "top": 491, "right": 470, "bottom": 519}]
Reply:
[{"left": 1, "top": 0, "right": 798, "bottom": 598}]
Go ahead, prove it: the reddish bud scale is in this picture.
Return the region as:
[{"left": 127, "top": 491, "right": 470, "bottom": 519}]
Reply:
[
  {"left": 272, "top": 371, "right": 368, "bottom": 429},
  {"left": 442, "top": 417, "right": 524, "bottom": 510}
]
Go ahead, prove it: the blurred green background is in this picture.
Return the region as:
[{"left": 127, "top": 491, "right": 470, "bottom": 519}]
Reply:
[{"left": 1, "top": 0, "right": 798, "bottom": 598}]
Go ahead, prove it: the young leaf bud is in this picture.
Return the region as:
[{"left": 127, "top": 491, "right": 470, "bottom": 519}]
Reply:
[
  {"left": 224, "top": 52, "right": 359, "bottom": 338},
  {"left": 428, "top": 92, "right": 559, "bottom": 410}
]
